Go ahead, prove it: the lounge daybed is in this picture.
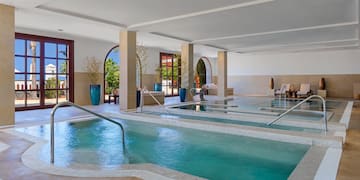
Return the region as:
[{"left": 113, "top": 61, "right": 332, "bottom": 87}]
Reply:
[
  {"left": 296, "top": 83, "right": 312, "bottom": 98},
  {"left": 274, "top": 84, "right": 290, "bottom": 97},
  {"left": 142, "top": 91, "right": 164, "bottom": 105}
]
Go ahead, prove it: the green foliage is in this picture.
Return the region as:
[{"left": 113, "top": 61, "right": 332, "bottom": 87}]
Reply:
[
  {"left": 160, "top": 54, "right": 180, "bottom": 81},
  {"left": 105, "top": 58, "right": 119, "bottom": 93},
  {"left": 45, "top": 77, "right": 58, "bottom": 98},
  {"left": 196, "top": 60, "right": 206, "bottom": 86},
  {"left": 60, "top": 61, "right": 67, "bottom": 73}
]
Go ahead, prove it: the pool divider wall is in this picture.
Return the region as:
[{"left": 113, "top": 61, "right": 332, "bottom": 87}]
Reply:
[
  {"left": 158, "top": 106, "right": 344, "bottom": 131},
  {"left": 289, "top": 146, "right": 327, "bottom": 180},
  {"left": 339, "top": 101, "right": 353, "bottom": 129},
  {"left": 110, "top": 112, "right": 343, "bottom": 148},
  {"left": 0, "top": 141, "right": 9, "bottom": 153},
  {"left": 141, "top": 106, "right": 347, "bottom": 142},
  {"left": 314, "top": 147, "right": 342, "bottom": 180}
]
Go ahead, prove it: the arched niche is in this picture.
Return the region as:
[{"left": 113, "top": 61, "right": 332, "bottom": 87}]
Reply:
[{"left": 195, "top": 56, "right": 213, "bottom": 87}]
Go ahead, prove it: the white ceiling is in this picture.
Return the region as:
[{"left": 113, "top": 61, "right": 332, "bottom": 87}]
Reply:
[{"left": 1, "top": 0, "right": 359, "bottom": 56}]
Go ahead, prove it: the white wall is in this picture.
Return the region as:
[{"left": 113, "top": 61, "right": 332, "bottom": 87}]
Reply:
[
  {"left": 16, "top": 27, "right": 116, "bottom": 73},
  {"left": 228, "top": 49, "right": 360, "bottom": 76},
  {"left": 143, "top": 47, "right": 182, "bottom": 74}
]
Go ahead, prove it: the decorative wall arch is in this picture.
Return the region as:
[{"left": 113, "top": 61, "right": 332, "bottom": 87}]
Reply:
[{"left": 197, "top": 56, "right": 213, "bottom": 85}]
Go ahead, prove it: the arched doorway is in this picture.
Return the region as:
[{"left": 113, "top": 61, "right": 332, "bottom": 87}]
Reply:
[
  {"left": 103, "top": 45, "right": 120, "bottom": 103},
  {"left": 196, "top": 59, "right": 206, "bottom": 88},
  {"left": 103, "top": 45, "right": 142, "bottom": 103}
]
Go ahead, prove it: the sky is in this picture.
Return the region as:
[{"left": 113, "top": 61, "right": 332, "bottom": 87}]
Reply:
[
  {"left": 14, "top": 39, "right": 120, "bottom": 81},
  {"left": 106, "top": 46, "right": 120, "bottom": 64},
  {"left": 15, "top": 39, "right": 69, "bottom": 81}
]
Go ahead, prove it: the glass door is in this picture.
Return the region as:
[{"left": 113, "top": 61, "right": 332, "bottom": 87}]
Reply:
[
  {"left": 14, "top": 33, "right": 74, "bottom": 111},
  {"left": 160, "top": 53, "right": 181, "bottom": 96}
]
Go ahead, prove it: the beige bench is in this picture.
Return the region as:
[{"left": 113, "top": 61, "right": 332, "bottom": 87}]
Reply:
[
  {"left": 207, "top": 88, "right": 234, "bottom": 96},
  {"left": 143, "top": 91, "right": 164, "bottom": 105}
]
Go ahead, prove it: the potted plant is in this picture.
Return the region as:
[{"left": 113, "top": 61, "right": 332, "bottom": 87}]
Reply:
[
  {"left": 178, "top": 54, "right": 187, "bottom": 102},
  {"left": 85, "top": 57, "right": 101, "bottom": 105},
  {"left": 154, "top": 66, "right": 162, "bottom": 91},
  {"left": 179, "top": 87, "right": 187, "bottom": 102}
]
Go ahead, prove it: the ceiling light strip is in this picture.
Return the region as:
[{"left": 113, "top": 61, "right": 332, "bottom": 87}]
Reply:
[
  {"left": 230, "top": 39, "right": 358, "bottom": 51},
  {"left": 193, "top": 22, "right": 358, "bottom": 43},
  {"left": 37, "top": 6, "right": 127, "bottom": 29},
  {"left": 149, "top": 32, "right": 191, "bottom": 42},
  {"left": 242, "top": 44, "right": 359, "bottom": 54},
  {"left": 128, "top": 0, "right": 274, "bottom": 29}
]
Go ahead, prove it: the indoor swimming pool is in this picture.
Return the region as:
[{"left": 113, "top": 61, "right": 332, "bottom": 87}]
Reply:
[
  {"left": 170, "top": 97, "right": 347, "bottom": 121},
  {"left": 16, "top": 118, "right": 310, "bottom": 180}
]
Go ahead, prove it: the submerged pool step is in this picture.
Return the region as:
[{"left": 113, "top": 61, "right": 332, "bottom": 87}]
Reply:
[
  {"left": 258, "top": 107, "right": 334, "bottom": 120},
  {"left": 206, "top": 107, "right": 280, "bottom": 116},
  {"left": 140, "top": 111, "right": 323, "bottom": 134},
  {"left": 204, "top": 104, "right": 239, "bottom": 108}
]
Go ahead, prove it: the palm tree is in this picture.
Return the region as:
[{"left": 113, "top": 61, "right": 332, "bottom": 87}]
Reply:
[{"left": 29, "top": 41, "right": 37, "bottom": 98}]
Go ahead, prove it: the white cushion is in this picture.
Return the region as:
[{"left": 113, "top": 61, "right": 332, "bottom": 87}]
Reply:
[
  {"left": 297, "top": 84, "right": 310, "bottom": 94},
  {"left": 206, "top": 83, "right": 217, "bottom": 89}
]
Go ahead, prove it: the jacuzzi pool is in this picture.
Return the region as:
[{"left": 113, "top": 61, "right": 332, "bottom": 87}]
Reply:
[{"left": 16, "top": 118, "right": 310, "bottom": 180}]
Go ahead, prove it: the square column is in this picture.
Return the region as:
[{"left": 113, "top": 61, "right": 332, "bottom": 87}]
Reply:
[
  {"left": 181, "top": 44, "right": 194, "bottom": 101},
  {"left": 217, "top": 51, "right": 227, "bottom": 97},
  {"left": 119, "top": 31, "right": 137, "bottom": 111},
  {"left": 0, "top": 4, "right": 15, "bottom": 126}
]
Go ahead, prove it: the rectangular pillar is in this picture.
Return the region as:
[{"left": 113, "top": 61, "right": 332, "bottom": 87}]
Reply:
[
  {"left": 181, "top": 44, "right": 194, "bottom": 101},
  {"left": 217, "top": 51, "right": 227, "bottom": 97},
  {"left": 0, "top": 4, "right": 15, "bottom": 126},
  {"left": 119, "top": 31, "right": 137, "bottom": 111}
]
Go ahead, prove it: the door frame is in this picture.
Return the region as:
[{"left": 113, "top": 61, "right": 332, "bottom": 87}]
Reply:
[{"left": 15, "top": 33, "right": 74, "bottom": 111}]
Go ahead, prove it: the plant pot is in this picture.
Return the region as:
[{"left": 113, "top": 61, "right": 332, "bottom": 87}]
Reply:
[
  {"left": 90, "top": 84, "right": 100, "bottom": 105},
  {"left": 154, "top": 83, "right": 162, "bottom": 91},
  {"left": 179, "top": 88, "right": 187, "bottom": 102}
]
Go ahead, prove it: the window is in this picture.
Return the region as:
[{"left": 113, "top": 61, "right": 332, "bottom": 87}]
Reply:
[
  {"left": 160, "top": 53, "right": 181, "bottom": 96},
  {"left": 14, "top": 33, "right": 74, "bottom": 111}
]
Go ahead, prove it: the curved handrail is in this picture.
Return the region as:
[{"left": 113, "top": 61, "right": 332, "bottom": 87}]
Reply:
[
  {"left": 50, "top": 101, "right": 126, "bottom": 163},
  {"left": 267, "top": 95, "right": 327, "bottom": 131},
  {"left": 189, "top": 88, "right": 197, "bottom": 96}
]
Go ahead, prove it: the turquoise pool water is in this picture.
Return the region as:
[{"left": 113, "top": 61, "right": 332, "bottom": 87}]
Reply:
[{"left": 17, "top": 119, "right": 309, "bottom": 180}]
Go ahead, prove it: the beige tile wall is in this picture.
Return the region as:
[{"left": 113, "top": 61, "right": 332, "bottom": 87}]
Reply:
[
  {"left": 142, "top": 74, "right": 156, "bottom": 90},
  {"left": 228, "top": 74, "right": 360, "bottom": 98},
  {"left": 0, "top": 4, "right": 15, "bottom": 126},
  {"left": 74, "top": 72, "right": 104, "bottom": 105}
]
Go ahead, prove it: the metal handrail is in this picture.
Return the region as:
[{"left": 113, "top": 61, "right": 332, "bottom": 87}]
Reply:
[
  {"left": 50, "top": 101, "right": 126, "bottom": 163},
  {"left": 190, "top": 88, "right": 197, "bottom": 96},
  {"left": 267, "top": 95, "right": 328, "bottom": 131},
  {"left": 138, "top": 89, "right": 164, "bottom": 112}
]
